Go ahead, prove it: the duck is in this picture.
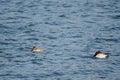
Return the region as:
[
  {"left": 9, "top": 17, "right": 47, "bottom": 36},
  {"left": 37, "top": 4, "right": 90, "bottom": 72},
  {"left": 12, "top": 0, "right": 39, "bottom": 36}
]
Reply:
[
  {"left": 31, "top": 46, "right": 44, "bottom": 52},
  {"left": 93, "top": 51, "right": 109, "bottom": 58}
]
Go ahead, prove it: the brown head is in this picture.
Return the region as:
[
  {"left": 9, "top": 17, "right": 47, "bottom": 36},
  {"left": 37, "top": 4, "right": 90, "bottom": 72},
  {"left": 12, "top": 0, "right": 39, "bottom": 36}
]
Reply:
[
  {"left": 94, "top": 51, "right": 102, "bottom": 57},
  {"left": 32, "top": 46, "right": 36, "bottom": 48},
  {"left": 31, "top": 46, "right": 36, "bottom": 52}
]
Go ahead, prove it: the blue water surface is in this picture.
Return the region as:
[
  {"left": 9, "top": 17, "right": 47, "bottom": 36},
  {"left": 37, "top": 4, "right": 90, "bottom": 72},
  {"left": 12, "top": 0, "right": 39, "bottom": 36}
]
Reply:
[{"left": 0, "top": 0, "right": 120, "bottom": 80}]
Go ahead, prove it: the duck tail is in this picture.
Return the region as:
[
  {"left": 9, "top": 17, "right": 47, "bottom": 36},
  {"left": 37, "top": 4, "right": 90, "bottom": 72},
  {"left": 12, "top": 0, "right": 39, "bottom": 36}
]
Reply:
[{"left": 106, "top": 55, "right": 109, "bottom": 58}]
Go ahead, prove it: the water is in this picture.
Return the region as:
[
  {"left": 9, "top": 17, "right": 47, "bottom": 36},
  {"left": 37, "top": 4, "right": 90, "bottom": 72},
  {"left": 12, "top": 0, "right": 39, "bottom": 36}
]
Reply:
[{"left": 0, "top": 0, "right": 120, "bottom": 80}]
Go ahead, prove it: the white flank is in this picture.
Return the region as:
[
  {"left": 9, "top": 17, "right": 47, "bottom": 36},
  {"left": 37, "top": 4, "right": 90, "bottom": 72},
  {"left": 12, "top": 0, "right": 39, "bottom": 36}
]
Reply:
[{"left": 95, "top": 53, "right": 107, "bottom": 58}]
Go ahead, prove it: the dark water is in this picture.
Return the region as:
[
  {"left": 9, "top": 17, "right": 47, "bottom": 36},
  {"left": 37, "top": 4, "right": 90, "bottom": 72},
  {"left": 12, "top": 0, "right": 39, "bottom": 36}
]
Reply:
[{"left": 0, "top": 0, "right": 120, "bottom": 80}]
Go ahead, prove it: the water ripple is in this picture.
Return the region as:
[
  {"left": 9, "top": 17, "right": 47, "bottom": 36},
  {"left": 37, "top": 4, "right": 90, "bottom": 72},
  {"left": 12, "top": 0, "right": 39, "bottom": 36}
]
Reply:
[{"left": 0, "top": 0, "right": 120, "bottom": 80}]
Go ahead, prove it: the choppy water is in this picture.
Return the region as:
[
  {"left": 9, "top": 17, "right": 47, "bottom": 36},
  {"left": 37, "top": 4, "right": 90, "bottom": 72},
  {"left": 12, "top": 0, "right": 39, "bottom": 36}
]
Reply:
[{"left": 0, "top": 0, "right": 120, "bottom": 80}]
